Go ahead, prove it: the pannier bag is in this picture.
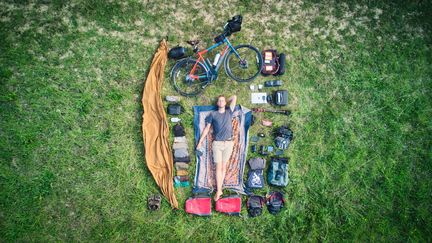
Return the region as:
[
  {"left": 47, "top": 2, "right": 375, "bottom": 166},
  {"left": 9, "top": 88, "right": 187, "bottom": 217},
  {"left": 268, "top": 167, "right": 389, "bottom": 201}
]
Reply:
[
  {"left": 168, "top": 46, "right": 186, "bottom": 60},
  {"left": 167, "top": 104, "right": 182, "bottom": 115},
  {"left": 266, "top": 191, "right": 285, "bottom": 214},
  {"left": 261, "top": 50, "right": 286, "bottom": 76},
  {"left": 267, "top": 157, "right": 289, "bottom": 187},
  {"left": 247, "top": 157, "right": 266, "bottom": 189},
  {"left": 247, "top": 195, "right": 265, "bottom": 217},
  {"left": 215, "top": 195, "right": 242, "bottom": 216},
  {"left": 185, "top": 196, "right": 212, "bottom": 216}
]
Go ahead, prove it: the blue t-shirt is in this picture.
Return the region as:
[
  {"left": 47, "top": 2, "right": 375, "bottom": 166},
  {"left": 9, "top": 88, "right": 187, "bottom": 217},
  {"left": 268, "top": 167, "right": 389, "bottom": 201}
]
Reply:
[{"left": 205, "top": 108, "right": 234, "bottom": 141}]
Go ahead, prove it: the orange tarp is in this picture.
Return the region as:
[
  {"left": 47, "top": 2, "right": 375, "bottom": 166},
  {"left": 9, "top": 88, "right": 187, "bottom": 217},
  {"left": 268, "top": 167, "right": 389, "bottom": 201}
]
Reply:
[{"left": 142, "top": 39, "right": 178, "bottom": 209}]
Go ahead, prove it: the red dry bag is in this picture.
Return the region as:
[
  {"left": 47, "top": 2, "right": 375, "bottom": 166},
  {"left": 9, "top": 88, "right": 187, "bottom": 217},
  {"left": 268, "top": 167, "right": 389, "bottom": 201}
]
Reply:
[
  {"left": 185, "top": 197, "right": 212, "bottom": 216},
  {"left": 215, "top": 195, "right": 242, "bottom": 216}
]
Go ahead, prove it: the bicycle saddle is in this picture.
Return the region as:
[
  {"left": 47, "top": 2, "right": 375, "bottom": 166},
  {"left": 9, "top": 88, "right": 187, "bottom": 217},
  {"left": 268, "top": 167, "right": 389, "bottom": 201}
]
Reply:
[{"left": 186, "top": 40, "right": 200, "bottom": 46}]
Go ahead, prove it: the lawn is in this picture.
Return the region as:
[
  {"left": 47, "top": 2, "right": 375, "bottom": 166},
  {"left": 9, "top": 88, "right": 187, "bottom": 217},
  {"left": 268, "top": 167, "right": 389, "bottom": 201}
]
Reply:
[{"left": 1, "top": 0, "right": 431, "bottom": 241}]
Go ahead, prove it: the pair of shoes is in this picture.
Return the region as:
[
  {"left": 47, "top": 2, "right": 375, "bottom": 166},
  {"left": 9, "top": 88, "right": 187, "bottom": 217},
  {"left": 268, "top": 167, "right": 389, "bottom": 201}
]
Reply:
[{"left": 148, "top": 194, "right": 162, "bottom": 210}]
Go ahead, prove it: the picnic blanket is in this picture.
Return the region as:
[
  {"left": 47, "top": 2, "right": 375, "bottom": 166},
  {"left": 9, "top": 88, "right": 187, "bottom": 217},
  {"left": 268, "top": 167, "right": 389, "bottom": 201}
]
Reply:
[{"left": 193, "top": 105, "right": 252, "bottom": 195}]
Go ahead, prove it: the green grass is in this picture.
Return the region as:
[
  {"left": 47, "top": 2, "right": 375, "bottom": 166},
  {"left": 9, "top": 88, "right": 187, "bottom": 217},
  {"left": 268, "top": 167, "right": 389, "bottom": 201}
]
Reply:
[{"left": 1, "top": 0, "right": 431, "bottom": 241}]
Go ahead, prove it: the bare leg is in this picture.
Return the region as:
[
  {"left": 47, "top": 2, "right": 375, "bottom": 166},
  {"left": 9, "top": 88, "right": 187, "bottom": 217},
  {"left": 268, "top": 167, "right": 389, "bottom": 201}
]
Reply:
[{"left": 214, "top": 161, "right": 225, "bottom": 201}]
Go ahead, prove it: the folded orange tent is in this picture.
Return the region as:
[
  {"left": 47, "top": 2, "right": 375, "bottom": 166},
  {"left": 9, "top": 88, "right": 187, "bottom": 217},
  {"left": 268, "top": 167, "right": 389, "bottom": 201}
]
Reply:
[{"left": 142, "top": 39, "right": 178, "bottom": 209}]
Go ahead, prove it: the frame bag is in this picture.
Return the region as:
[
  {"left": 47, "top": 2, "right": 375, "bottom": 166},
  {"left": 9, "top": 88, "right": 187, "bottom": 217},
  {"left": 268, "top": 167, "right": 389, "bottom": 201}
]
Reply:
[{"left": 246, "top": 157, "right": 266, "bottom": 189}]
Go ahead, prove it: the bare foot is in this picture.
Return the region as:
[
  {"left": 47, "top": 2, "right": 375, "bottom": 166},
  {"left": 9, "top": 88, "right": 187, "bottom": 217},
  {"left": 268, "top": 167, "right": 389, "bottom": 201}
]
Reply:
[{"left": 214, "top": 191, "right": 223, "bottom": 201}]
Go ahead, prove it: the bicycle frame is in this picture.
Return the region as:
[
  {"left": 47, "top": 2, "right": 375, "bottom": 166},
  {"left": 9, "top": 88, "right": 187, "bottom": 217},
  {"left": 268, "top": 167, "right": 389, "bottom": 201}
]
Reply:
[{"left": 188, "top": 37, "right": 241, "bottom": 81}]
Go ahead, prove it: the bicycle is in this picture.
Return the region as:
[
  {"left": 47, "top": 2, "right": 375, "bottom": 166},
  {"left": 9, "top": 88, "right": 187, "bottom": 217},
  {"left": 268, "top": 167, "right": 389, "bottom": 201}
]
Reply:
[{"left": 170, "top": 15, "right": 263, "bottom": 96}]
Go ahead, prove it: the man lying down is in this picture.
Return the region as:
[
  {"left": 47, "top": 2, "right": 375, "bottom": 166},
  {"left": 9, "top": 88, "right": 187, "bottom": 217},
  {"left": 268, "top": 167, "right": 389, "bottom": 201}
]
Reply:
[{"left": 196, "top": 94, "right": 237, "bottom": 201}]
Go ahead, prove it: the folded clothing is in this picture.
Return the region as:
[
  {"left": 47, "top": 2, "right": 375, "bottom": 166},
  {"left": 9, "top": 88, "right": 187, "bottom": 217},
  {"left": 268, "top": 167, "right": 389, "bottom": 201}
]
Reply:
[
  {"left": 174, "top": 148, "right": 189, "bottom": 158},
  {"left": 174, "top": 156, "right": 191, "bottom": 163},
  {"left": 249, "top": 157, "right": 266, "bottom": 170},
  {"left": 173, "top": 123, "right": 185, "bottom": 137},
  {"left": 174, "top": 175, "right": 189, "bottom": 182},
  {"left": 176, "top": 169, "right": 188, "bottom": 176},
  {"left": 173, "top": 142, "right": 188, "bottom": 150},
  {"left": 174, "top": 180, "right": 190, "bottom": 188},
  {"left": 175, "top": 162, "right": 189, "bottom": 170},
  {"left": 174, "top": 136, "right": 187, "bottom": 143}
]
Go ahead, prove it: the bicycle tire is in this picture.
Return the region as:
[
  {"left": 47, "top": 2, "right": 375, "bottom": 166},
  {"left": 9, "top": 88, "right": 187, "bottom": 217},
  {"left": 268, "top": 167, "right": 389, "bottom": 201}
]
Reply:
[
  {"left": 224, "top": 45, "right": 263, "bottom": 82},
  {"left": 170, "top": 58, "right": 210, "bottom": 97}
]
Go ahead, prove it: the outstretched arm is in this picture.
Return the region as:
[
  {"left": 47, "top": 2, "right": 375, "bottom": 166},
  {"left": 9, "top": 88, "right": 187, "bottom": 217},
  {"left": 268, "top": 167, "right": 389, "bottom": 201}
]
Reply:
[
  {"left": 196, "top": 123, "right": 211, "bottom": 149},
  {"left": 228, "top": 95, "right": 237, "bottom": 111}
]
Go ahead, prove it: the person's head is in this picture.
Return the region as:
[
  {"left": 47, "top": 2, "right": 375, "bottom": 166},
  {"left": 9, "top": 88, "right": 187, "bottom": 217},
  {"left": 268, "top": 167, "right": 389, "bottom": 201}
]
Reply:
[{"left": 216, "top": 95, "right": 226, "bottom": 108}]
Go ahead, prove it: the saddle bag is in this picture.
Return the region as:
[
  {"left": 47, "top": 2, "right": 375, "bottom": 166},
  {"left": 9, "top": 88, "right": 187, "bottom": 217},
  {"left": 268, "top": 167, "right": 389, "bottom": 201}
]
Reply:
[
  {"left": 185, "top": 196, "right": 212, "bottom": 216},
  {"left": 168, "top": 46, "right": 186, "bottom": 60},
  {"left": 247, "top": 195, "right": 265, "bottom": 217},
  {"left": 215, "top": 195, "right": 242, "bottom": 216},
  {"left": 267, "top": 157, "right": 289, "bottom": 187}
]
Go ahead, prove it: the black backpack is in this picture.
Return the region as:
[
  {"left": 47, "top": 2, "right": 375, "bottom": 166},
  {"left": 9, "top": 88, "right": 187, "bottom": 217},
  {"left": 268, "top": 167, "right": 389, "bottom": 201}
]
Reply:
[
  {"left": 266, "top": 191, "right": 285, "bottom": 214},
  {"left": 247, "top": 195, "right": 265, "bottom": 217}
]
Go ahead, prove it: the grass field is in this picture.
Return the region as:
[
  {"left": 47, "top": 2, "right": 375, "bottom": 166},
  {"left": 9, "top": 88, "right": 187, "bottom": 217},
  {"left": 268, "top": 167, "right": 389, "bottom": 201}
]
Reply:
[{"left": 1, "top": 0, "right": 431, "bottom": 241}]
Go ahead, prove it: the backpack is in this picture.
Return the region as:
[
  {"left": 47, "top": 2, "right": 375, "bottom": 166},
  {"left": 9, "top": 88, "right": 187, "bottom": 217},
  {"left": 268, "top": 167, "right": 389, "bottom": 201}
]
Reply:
[
  {"left": 261, "top": 50, "right": 286, "bottom": 76},
  {"left": 274, "top": 126, "right": 293, "bottom": 150},
  {"left": 266, "top": 191, "right": 285, "bottom": 214},
  {"left": 247, "top": 195, "right": 265, "bottom": 217},
  {"left": 246, "top": 157, "right": 266, "bottom": 189},
  {"left": 267, "top": 157, "right": 289, "bottom": 187}
]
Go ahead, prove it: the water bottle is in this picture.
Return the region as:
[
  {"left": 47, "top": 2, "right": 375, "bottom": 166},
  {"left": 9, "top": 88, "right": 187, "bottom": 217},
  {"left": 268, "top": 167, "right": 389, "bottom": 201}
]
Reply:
[
  {"left": 170, "top": 117, "right": 181, "bottom": 123},
  {"left": 213, "top": 53, "right": 221, "bottom": 66}
]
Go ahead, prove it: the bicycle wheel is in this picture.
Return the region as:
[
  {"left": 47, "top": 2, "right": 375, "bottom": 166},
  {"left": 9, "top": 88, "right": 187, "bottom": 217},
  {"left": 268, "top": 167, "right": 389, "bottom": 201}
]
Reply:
[
  {"left": 224, "top": 45, "right": 263, "bottom": 82},
  {"left": 171, "top": 58, "right": 210, "bottom": 96}
]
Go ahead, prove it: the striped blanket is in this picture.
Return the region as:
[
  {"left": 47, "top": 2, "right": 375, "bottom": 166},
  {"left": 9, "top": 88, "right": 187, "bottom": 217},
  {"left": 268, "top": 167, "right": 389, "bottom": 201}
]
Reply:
[{"left": 193, "top": 105, "right": 252, "bottom": 195}]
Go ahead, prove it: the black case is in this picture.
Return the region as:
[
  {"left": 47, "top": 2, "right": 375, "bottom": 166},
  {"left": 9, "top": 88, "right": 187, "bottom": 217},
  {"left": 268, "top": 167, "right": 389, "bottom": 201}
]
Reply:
[{"left": 167, "top": 104, "right": 182, "bottom": 115}]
